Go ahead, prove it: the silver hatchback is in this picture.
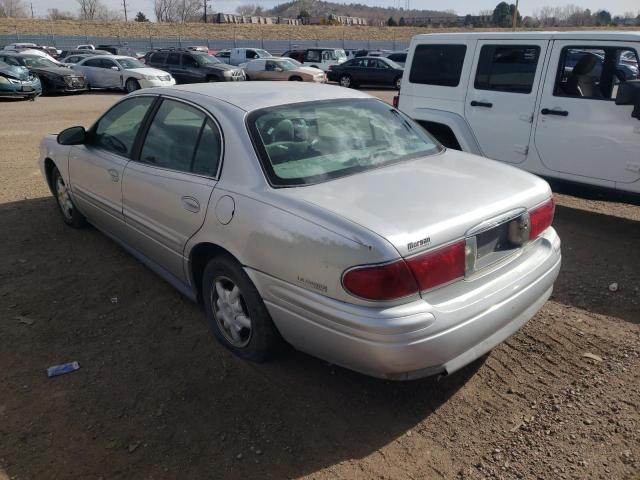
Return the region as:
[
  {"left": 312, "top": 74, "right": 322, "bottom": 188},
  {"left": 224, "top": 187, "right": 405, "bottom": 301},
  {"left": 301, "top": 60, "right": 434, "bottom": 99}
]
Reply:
[{"left": 40, "top": 83, "right": 561, "bottom": 380}]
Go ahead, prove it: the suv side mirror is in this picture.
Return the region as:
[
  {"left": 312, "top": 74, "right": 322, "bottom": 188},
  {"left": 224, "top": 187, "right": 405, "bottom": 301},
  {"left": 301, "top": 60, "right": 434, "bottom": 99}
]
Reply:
[
  {"left": 615, "top": 80, "right": 640, "bottom": 120},
  {"left": 57, "top": 126, "right": 86, "bottom": 145}
]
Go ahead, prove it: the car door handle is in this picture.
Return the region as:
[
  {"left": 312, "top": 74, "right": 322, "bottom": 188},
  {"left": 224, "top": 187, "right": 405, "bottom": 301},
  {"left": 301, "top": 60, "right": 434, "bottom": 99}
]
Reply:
[
  {"left": 541, "top": 108, "right": 569, "bottom": 117},
  {"left": 181, "top": 196, "right": 200, "bottom": 213},
  {"left": 470, "top": 101, "right": 493, "bottom": 108},
  {"left": 107, "top": 169, "right": 119, "bottom": 182}
]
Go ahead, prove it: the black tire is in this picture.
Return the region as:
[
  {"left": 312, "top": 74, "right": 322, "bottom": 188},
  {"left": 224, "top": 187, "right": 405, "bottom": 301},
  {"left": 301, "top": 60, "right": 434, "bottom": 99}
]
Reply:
[
  {"left": 288, "top": 76, "right": 303, "bottom": 81},
  {"left": 125, "top": 78, "right": 140, "bottom": 93},
  {"left": 244, "top": 75, "right": 250, "bottom": 81},
  {"left": 202, "top": 255, "right": 285, "bottom": 362},
  {"left": 52, "top": 166, "right": 87, "bottom": 228}
]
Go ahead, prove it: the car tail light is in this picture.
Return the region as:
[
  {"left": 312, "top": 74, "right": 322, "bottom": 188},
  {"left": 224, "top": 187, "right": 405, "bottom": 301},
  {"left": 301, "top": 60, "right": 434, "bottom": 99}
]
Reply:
[
  {"left": 342, "top": 241, "right": 466, "bottom": 300},
  {"left": 342, "top": 260, "right": 418, "bottom": 301},
  {"left": 529, "top": 198, "right": 555, "bottom": 240},
  {"left": 392, "top": 95, "right": 399, "bottom": 108},
  {"left": 405, "top": 241, "right": 466, "bottom": 291}
]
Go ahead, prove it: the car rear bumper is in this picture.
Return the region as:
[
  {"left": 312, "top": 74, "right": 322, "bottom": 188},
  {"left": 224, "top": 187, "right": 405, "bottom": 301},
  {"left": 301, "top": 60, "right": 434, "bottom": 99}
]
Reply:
[{"left": 248, "top": 228, "right": 561, "bottom": 380}]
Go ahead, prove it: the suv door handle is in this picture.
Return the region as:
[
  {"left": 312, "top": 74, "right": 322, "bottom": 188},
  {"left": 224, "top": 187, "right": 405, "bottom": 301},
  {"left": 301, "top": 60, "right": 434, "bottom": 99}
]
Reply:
[
  {"left": 470, "top": 100, "right": 493, "bottom": 108},
  {"left": 541, "top": 108, "right": 569, "bottom": 117}
]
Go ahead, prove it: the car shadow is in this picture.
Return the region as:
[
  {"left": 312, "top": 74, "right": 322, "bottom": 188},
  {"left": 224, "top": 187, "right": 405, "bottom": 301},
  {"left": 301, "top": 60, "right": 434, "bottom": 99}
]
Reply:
[
  {"left": 551, "top": 203, "right": 640, "bottom": 324},
  {"left": 0, "top": 196, "right": 483, "bottom": 479}
]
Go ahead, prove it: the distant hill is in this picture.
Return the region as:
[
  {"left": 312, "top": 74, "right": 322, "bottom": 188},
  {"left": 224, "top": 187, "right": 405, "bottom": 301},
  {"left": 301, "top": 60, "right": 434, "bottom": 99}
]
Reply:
[{"left": 268, "top": 0, "right": 456, "bottom": 21}]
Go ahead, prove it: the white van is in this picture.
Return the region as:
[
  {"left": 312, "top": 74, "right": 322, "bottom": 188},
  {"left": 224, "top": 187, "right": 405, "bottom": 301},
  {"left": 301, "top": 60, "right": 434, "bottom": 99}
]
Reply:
[
  {"left": 398, "top": 32, "right": 640, "bottom": 196},
  {"left": 215, "top": 48, "right": 272, "bottom": 66}
]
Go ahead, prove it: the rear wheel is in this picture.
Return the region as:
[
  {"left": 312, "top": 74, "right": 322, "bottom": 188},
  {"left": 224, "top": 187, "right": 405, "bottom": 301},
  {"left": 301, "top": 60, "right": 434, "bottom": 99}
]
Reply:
[
  {"left": 52, "top": 166, "right": 86, "bottom": 228},
  {"left": 288, "top": 76, "right": 303, "bottom": 81},
  {"left": 202, "top": 255, "right": 285, "bottom": 362},
  {"left": 125, "top": 78, "right": 140, "bottom": 93},
  {"left": 339, "top": 74, "right": 352, "bottom": 88}
]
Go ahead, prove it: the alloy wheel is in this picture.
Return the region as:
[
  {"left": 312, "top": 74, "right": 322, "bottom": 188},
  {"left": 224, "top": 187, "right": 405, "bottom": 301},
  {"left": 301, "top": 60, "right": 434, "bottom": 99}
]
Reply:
[
  {"left": 55, "top": 175, "right": 74, "bottom": 221},
  {"left": 211, "top": 276, "right": 252, "bottom": 348}
]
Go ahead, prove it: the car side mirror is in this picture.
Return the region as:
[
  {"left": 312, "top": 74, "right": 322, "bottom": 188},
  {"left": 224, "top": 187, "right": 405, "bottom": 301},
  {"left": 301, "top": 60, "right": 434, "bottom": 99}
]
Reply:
[
  {"left": 615, "top": 80, "right": 640, "bottom": 120},
  {"left": 57, "top": 126, "right": 86, "bottom": 145},
  {"left": 111, "top": 66, "right": 119, "bottom": 71},
  {"left": 275, "top": 67, "right": 283, "bottom": 72}
]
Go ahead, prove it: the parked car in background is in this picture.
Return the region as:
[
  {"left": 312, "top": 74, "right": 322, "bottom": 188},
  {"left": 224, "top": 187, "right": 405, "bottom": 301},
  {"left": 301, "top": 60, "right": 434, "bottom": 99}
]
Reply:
[
  {"left": 281, "top": 48, "right": 347, "bottom": 71},
  {"left": 42, "top": 82, "right": 560, "bottom": 380},
  {"left": 187, "top": 45, "right": 218, "bottom": 56},
  {"left": 145, "top": 49, "right": 244, "bottom": 83},
  {"left": 398, "top": 31, "right": 640, "bottom": 197},
  {"left": 77, "top": 44, "right": 96, "bottom": 50},
  {"left": 215, "top": 47, "right": 272, "bottom": 66},
  {"left": 0, "top": 52, "right": 86, "bottom": 94},
  {"left": 328, "top": 56, "right": 404, "bottom": 89},
  {"left": 243, "top": 58, "right": 325, "bottom": 82},
  {"left": 0, "top": 60, "right": 41, "bottom": 100},
  {"left": 60, "top": 49, "right": 113, "bottom": 59},
  {"left": 3, "top": 42, "right": 37, "bottom": 51},
  {"left": 384, "top": 51, "right": 408, "bottom": 67},
  {"left": 72, "top": 55, "right": 174, "bottom": 92},
  {"left": 96, "top": 44, "right": 145, "bottom": 59}
]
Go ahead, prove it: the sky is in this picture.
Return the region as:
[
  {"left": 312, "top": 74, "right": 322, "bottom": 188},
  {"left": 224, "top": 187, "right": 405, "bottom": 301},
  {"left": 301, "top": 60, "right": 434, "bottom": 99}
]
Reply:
[{"left": 28, "top": 0, "right": 640, "bottom": 19}]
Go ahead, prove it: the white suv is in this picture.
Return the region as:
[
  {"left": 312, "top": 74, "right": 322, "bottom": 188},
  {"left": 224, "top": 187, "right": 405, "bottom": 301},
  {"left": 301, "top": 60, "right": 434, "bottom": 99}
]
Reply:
[{"left": 398, "top": 32, "right": 640, "bottom": 196}]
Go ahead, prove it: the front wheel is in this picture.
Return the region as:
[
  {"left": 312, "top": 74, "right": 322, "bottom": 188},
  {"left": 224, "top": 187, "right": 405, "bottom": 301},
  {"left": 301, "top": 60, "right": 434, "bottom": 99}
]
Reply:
[
  {"left": 125, "top": 78, "right": 140, "bottom": 93},
  {"left": 288, "top": 76, "right": 303, "bottom": 81},
  {"left": 202, "top": 255, "right": 285, "bottom": 362},
  {"left": 52, "top": 166, "right": 87, "bottom": 228}
]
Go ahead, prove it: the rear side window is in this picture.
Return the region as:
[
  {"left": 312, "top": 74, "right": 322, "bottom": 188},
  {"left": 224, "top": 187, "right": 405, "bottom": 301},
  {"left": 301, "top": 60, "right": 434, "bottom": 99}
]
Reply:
[
  {"left": 166, "top": 53, "right": 180, "bottom": 65},
  {"left": 150, "top": 52, "right": 167, "bottom": 63},
  {"left": 140, "top": 99, "right": 222, "bottom": 176},
  {"left": 409, "top": 44, "right": 466, "bottom": 87},
  {"left": 474, "top": 45, "right": 541, "bottom": 94}
]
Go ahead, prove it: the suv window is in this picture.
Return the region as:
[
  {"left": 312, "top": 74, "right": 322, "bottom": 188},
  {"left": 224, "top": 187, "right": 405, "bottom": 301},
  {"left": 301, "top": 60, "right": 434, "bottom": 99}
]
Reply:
[
  {"left": 409, "top": 44, "right": 467, "bottom": 87},
  {"left": 150, "top": 52, "right": 167, "bottom": 64},
  {"left": 555, "top": 47, "right": 639, "bottom": 100},
  {"left": 474, "top": 45, "right": 541, "bottom": 94},
  {"left": 140, "top": 99, "right": 220, "bottom": 175},
  {"left": 166, "top": 52, "right": 180, "bottom": 65},
  {"left": 181, "top": 54, "right": 198, "bottom": 68},
  {"left": 306, "top": 50, "right": 320, "bottom": 62},
  {"left": 93, "top": 97, "right": 154, "bottom": 157}
]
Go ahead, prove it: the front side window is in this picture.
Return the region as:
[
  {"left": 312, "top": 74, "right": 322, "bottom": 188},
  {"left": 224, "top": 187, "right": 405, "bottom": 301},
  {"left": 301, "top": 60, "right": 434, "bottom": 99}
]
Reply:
[
  {"left": 248, "top": 99, "right": 442, "bottom": 187},
  {"left": 265, "top": 60, "right": 277, "bottom": 71},
  {"left": 182, "top": 54, "right": 198, "bottom": 68},
  {"left": 139, "top": 99, "right": 221, "bottom": 176},
  {"left": 306, "top": 50, "right": 320, "bottom": 62},
  {"left": 409, "top": 44, "right": 467, "bottom": 87},
  {"left": 83, "top": 58, "right": 102, "bottom": 68},
  {"left": 93, "top": 97, "right": 154, "bottom": 157},
  {"left": 150, "top": 52, "right": 167, "bottom": 63},
  {"left": 167, "top": 53, "right": 181, "bottom": 65},
  {"left": 100, "top": 58, "right": 117, "bottom": 69},
  {"left": 555, "top": 47, "right": 639, "bottom": 100},
  {"left": 474, "top": 45, "right": 541, "bottom": 94}
]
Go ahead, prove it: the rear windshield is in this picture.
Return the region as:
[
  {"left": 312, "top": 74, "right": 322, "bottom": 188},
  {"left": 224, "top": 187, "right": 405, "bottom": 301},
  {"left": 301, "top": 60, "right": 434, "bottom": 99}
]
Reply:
[{"left": 248, "top": 99, "right": 442, "bottom": 187}]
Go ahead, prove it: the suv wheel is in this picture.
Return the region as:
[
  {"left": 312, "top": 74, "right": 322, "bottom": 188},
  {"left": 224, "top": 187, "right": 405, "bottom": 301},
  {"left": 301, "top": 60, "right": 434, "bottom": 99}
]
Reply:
[{"left": 339, "top": 75, "right": 352, "bottom": 88}]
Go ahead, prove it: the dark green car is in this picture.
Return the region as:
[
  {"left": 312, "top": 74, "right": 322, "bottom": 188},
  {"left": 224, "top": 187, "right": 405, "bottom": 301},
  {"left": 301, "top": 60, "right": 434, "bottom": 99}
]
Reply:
[{"left": 0, "top": 60, "right": 42, "bottom": 100}]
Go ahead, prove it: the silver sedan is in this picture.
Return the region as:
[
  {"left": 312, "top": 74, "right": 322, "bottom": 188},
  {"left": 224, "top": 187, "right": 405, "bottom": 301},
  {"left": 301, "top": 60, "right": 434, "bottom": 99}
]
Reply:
[{"left": 39, "top": 83, "right": 561, "bottom": 380}]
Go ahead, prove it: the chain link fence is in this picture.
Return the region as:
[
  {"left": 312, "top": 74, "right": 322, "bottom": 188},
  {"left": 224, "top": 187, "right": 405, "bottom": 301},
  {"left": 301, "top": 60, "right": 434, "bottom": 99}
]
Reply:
[{"left": 0, "top": 33, "right": 409, "bottom": 55}]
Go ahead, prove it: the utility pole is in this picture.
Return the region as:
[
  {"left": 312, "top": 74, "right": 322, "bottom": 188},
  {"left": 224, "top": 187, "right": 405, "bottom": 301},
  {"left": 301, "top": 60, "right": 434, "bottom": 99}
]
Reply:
[
  {"left": 122, "top": 0, "right": 128, "bottom": 21},
  {"left": 203, "top": 0, "right": 208, "bottom": 23},
  {"left": 30, "top": 2, "right": 34, "bottom": 18},
  {"left": 512, "top": 0, "right": 519, "bottom": 30}
]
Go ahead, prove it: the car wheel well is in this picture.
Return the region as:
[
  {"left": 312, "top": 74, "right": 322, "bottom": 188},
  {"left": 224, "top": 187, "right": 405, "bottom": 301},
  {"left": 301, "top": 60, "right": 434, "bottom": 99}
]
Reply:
[
  {"left": 44, "top": 158, "right": 56, "bottom": 193},
  {"left": 415, "top": 120, "right": 461, "bottom": 150},
  {"left": 288, "top": 75, "right": 302, "bottom": 81},
  {"left": 190, "top": 243, "right": 239, "bottom": 302}
]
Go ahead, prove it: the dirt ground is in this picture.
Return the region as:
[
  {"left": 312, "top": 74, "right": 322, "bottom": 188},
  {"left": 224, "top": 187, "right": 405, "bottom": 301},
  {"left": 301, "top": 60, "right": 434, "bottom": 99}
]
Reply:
[{"left": 0, "top": 92, "right": 638, "bottom": 480}]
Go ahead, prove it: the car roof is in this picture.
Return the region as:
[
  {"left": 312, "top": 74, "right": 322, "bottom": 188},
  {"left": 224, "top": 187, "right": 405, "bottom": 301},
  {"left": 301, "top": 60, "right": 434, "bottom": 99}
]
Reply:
[
  {"left": 141, "top": 82, "right": 372, "bottom": 112},
  {"left": 413, "top": 31, "right": 640, "bottom": 42}
]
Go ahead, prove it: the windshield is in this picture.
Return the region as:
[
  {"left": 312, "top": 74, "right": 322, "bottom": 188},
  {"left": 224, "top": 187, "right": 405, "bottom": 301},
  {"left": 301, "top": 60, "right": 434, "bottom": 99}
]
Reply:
[
  {"left": 21, "top": 56, "right": 58, "bottom": 68},
  {"left": 254, "top": 49, "right": 270, "bottom": 58},
  {"left": 195, "top": 54, "right": 222, "bottom": 65},
  {"left": 384, "top": 58, "right": 403, "bottom": 69},
  {"left": 116, "top": 58, "right": 144, "bottom": 69},
  {"left": 283, "top": 57, "right": 302, "bottom": 67},
  {"left": 335, "top": 49, "right": 346, "bottom": 59},
  {"left": 276, "top": 59, "right": 299, "bottom": 71},
  {"left": 248, "top": 99, "right": 442, "bottom": 187}
]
